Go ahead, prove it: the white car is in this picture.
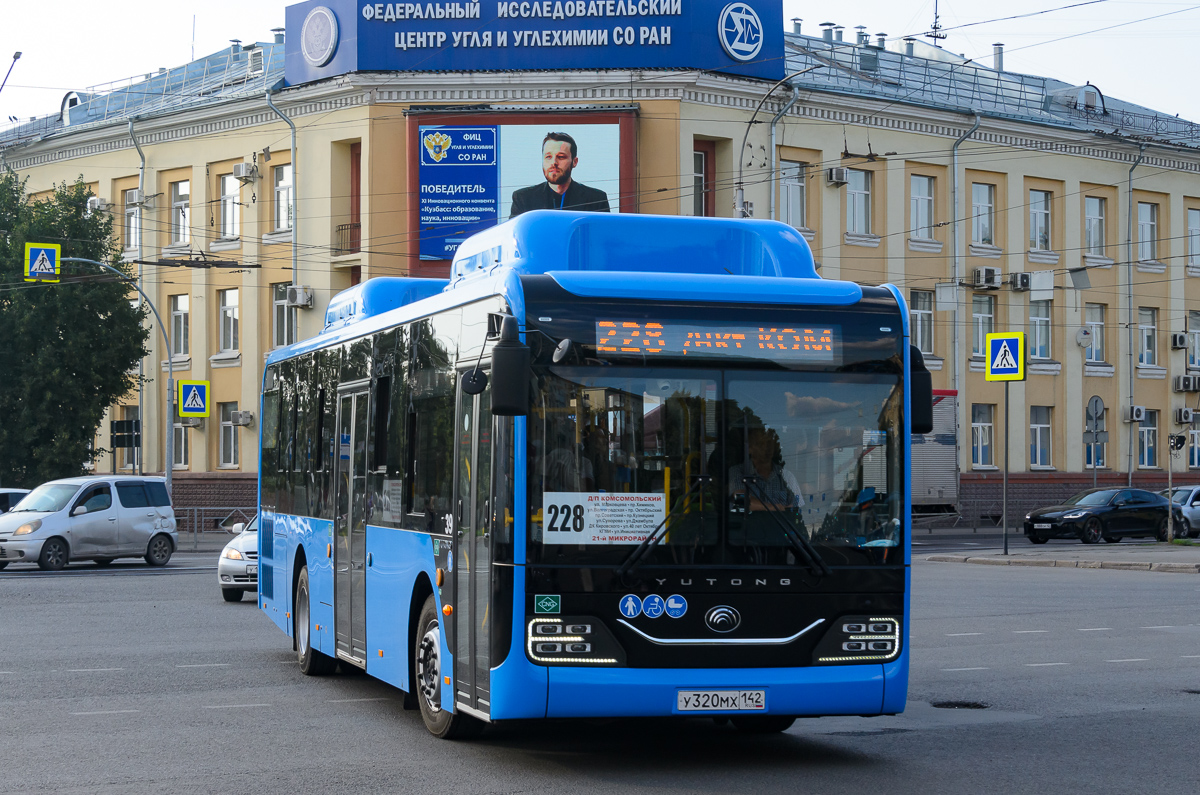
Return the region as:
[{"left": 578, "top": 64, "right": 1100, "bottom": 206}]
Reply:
[
  {"left": 0, "top": 477, "right": 177, "bottom": 570},
  {"left": 218, "top": 516, "right": 258, "bottom": 602},
  {"left": 0, "top": 489, "right": 30, "bottom": 514}
]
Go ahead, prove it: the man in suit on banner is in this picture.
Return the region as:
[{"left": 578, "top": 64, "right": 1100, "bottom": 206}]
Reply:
[{"left": 510, "top": 132, "right": 611, "bottom": 217}]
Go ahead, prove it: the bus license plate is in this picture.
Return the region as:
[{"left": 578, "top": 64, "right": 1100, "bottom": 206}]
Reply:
[
  {"left": 677, "top": 690, "right": 765, "bottom": 712},
  {"left": 1034, "top": 524, "right": 1052, "bottom": 530}
]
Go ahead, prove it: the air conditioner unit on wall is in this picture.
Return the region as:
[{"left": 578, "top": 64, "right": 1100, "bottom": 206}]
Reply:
[
  {"left": 124, "top": 188, "right": 145, "bottom": 206},
  {"left": 1170, "top": 332, "right": 1189, "bottom": 350},
  {"left": 973, "top": 267, "right": 1001, "bottom": 290},
  {"left": 1126, "top": 405, "right": 1147, "bottom": 423},
  {"left": 1010, "top": 272, "right": 1031, "bottom": 291},
  {"left": 1174, "top": 375, "right": 1200, "bottom": 393},
  {"left": 230, "top": 411, "right": 254, "bottom": 427},
  {"left": 286, "top": 285, "right": 314, "bottom": 309},
  {"left": 179, "top": 417, "right": 203, "bottom": 429},
  {"left": 827, "top": 167, "right": 849, "bottom": 186},
  {"left": 85, "top": 196, "right": 109, "bottom": 214},
  {"left": 1176, "top": 408, "right": 1196, "bottom": 425},
  {"left": 232, "top": 163, "right": 258, "bottom": 181}
]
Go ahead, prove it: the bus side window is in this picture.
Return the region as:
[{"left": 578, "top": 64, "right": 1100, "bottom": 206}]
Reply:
[{"left": 372, "top": 375, "right": 391, "bottom": 471}]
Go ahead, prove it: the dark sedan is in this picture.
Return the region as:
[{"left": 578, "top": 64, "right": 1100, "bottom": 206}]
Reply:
[{"left": 1024, "top": 488, "right": 1183, "bottom": 544}]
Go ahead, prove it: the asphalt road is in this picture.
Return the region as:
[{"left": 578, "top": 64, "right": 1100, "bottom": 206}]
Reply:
[{"left": 1, "top": 556, "right": 1197, "bottom": 794}]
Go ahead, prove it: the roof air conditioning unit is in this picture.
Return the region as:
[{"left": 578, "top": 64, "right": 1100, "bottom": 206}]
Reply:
[
  {"left": 827, "top": 167, "right": 849, "bottom": 186},
  {"left": 232, "top": 163, "right": 258, "bottom": 181},
  {"left": 1174, "top": 375, "right": 1199, "bottom": 393},
  {"left": 1010, "top": 272, "right": 1031, "bottom": 291},
  {"left": 85, "top": 196, "right": 108, "bottom": 215},
  {"left": 179, "top": 417, "right": 204, "bottom": 429},
  {"left": 1126, "top": 405, "right": 1146, "bottom": 423},
  {"left": 286, "top": 285, "right": 314, "bottom": 309},
  {"left": 1176, "top": 408, "right": 1195, "bottom": 425},
  {"left": 973, "top": 267, "right": 1001, "bottom": 290},
  {"left": 230, "top": 411, "right": 254, "bottom": 427},
  {"left": 125, "top": 188, "right": 146, "bottom": 206},
  {"left": 1170, "top": 332, "right": 1189, "bottom": 350}
]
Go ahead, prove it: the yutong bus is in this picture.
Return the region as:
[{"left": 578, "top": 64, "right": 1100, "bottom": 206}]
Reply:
[{"left": 257, "top": 211, "right": 933, "bottom": 738}]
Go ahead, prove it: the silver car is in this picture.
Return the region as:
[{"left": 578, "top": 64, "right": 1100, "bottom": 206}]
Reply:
[
  {"left": 218, "top": 516, "right": 258, "bottom": 601},
  {"left": 1162, "top": 487, "right": 1200, "bottom": 539},
  {"left": 0, "top": 477, "right": 177, "bottom": 570}
]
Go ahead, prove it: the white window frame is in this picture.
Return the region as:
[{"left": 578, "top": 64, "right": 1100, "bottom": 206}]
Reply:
[
  {"left": 219, "top": 174, "right": 240, "bottom": 239},
  {"left": 1029, "top": 300, "right": 1051, "bottom": 359},
  {"left": 1085, "top": 303, "right": 1105, "bottom": 363},
  {"left": 123, "top": 189, "right": 140, "bottom": 252},
  {"left": 971, "top": 183, "right": 995, "bottom": 246},
  {"left": 1086, "top": 410, "right": 1107, "bottom": 469},
  {"left": 1138, "top": 307, "right": 1157, "bottom": 366},
  {"left": 1138, "top": 410, "right": 1158, "bottom": 469},
  {"left": 218, "top": 289, "right": 239, "bottom": 353},
  {"left": 272, "top": 282, "right": 297, "bottom": 349},
  {"left": 1188, "top": 208, "right": 1200, "bottom": 267},
  {"left": 846, "top": 169, "right": 871, "bottom": 235},
  {"left": 173, "top": 409, "right": 189, "bottom": 470},
  {"left": 972, "top": 294, "right": 994, "bottom": 357},
  {"left": 1189, "top": 428, "right": 1200, "bottom": 469},
  {"left": 1084, "top": 196, "right": 1105, "bottom": 256},
  {"left": 1188, "top": 309, "right": 1200, "bottom": 370},
  {"left": 274, "top": 165, "right": 293, "bottom": 232},
  {"left": 910, "top": 290, "right": 934, "bottom": 355},
  {"left": 971, "top": 404, "right": 995, "bottom": 468},
  {"left": 910, "top": 175, "right": 934, "bottom": 240},
  {"left": 169, "top": 294, "right": 189, "bottom": 357},
  {"left": 780, "top": 161, "right": 806, "bottom": 229},
  {"left": 692, "top": 151, "right": 706, "bottom": 218},
  {"left": 1137, "top": 202, "right": 1158, "bottom": 262},
  {"left": 1029, "top": 189, "right": 1051, "bottom": 251},
  {"left": 219, "top": 402, "right": 239, "bottom": 468},
  {"left": 1030, "top": 406, "right": 1052, "bottom": 468},
  {"left": 170, "top": 180, "right": 190, "bottom": 246}
]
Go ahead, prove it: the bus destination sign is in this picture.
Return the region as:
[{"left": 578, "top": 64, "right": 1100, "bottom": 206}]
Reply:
[{"left": 595, "top": 320, "right": 840, "bottom": 362}]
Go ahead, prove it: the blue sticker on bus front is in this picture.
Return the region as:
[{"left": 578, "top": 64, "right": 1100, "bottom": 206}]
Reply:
[
  {"left": 619, "top": 594, "right": 642, "bottom": 618},
  {"left": 447, "top": 550, "right": 453, "bottom": 573},
  {"left": 642, "top": 594, "right": 666, "bottom": 618},
  {"left": 664, "top": 595, "right": 688, "bottom": 618}
]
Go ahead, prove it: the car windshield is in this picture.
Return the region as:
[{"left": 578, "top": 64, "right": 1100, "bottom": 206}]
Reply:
[
  {"left": 1164, "top": 488, "right": 1191, "bottom": 504},
  {"left": 1064, "top": 490, "right": 1116, "bottom": 506},
  {"left": 11, "top": 483, "right": 81, "bottom": 513},
  {"left": 528, "top": 365, "right": 903, "bottom": 568}
]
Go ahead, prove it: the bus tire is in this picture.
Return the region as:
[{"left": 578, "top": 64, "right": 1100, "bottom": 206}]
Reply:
[
  {"left": 730, "top": 715, "right": 796, "bottom": 733},
  {"left": 414, "top": 595, "right": 484, "bottom": 739},
  {"left": 296, "top": 566, "right": 336, "bottom": 676}
]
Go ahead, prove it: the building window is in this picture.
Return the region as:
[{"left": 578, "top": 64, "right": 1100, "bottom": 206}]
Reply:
[
  {"left": 219, "top": 174, "right": 240, "bottom": 239},
  {"left": 274, "top": 165, "right": 293, "bottom": 231},
  {"left": 1188, "top": 208, "right": 1200, "bottom": 267},
  {"left": 119, "top": 405, "right": 139, "bottom": 471},
  {"left": 910, "top": 175, "right": 934, "bottom": 239},
  {"left": 1029, "top": 189, "right": 1051, "bottom": 251},
  {"left": 971, "top": 404, "right": 994, "bottom": 467},
  {"left": 1139, "top": 307, "right": 1157, "bottom": 366},
  {"left": 123, "top": 189, "right": 140, "bottom": 252},
  {"left": 1030, "top": 406, "right": 1052, "bottom": 468},
  {"left": 692, "top": 141, "right": 715, "bottom": 217},
  {"left": 693, "top": 151, "right": 707, "bottom": 217},
  {"left": 272, "top": 283, "right": 296, "bottom": 349},
  {"left": 971, "top": 183, "right": 994, "bottom": 245},
  {"left": 1084, "top": 196, "right": 1105, "bottom": 256},
  {"left": 1189, "top": 310, "right": 1200, "bottom": 370},
  {"left": 1086, "top": 409, "right": 1107, "bottom": 469},
  {"left": 1085, "top": 303, "right": 1105, "bottom": 363},
  {"left": 1139, "top": 410, "right": 1158, "bottom": 469},
  {"left": 1029, "top": 300, "right": 1051, "bottom": 359},
  {"left": 169, "top": 294, "right": 189, "bottom": 357},
  {"left": 219, "top": 402, "right": 239, "bottom": 468},
  {"left": 1189, "top": 429, "right": 1200, "bottom": 469},
  {"left": 780, "top": 161, "right": 806, "bottom": 229},
  {"left": 972, "top": 294, "right": 994, "bottom": 356},
  {"left": 846, "top": 169, "right": 871, "bottom": 234},
  {"left": 1137, "top": 202, "right": 1158, "bottom": 261},
  {"left": 170, "top": 180, "right": 190, "bottom": 245},
  {"left": 173, "top": 407, "right": 189, "bottom": 470},
  {"left": 911, "top": 290, "right": 934, "bottom": 355},
  {"left": 218, "top": 289, "right": 239, "bottom": 352}
]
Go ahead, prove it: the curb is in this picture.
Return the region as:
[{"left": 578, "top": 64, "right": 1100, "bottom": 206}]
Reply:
[{"left": 925, "top": 555, "right": 1200, "bottom": 574}]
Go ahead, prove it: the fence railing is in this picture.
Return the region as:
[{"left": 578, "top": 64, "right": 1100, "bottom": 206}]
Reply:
[
  {"left": 174, "top": 506, "right": 256, "bottom": 550},
  {"left": 335, "top": 222, "right": 361, "bottom": 255}
]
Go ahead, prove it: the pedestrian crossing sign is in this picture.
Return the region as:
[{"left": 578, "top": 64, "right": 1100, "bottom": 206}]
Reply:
[
  {"left": 24, "top": 242, "right": 61, "bottom": 283},
  {"left": 178, "top": 380, "right": 211, "bottom": 417},
  {"left": 985, "top": 332, "right": 1025, "bottom": 381}
]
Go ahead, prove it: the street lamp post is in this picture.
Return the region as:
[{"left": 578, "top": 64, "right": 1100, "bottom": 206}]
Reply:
[
  {"left": 63, "top": 258, "right": 174, "bottom": 496},
  {"left": 734, "top": 65, "right": 824, "bottom": 218}
]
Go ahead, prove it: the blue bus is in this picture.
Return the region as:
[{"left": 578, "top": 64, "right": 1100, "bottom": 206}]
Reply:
[{"left": 257, "top": 210, "right": 933, "bottom": 738}]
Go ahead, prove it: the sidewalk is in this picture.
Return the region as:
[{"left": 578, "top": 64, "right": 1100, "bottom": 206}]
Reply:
[{"left": 925, "top": 541, "right": 1200, "bottom": 573}]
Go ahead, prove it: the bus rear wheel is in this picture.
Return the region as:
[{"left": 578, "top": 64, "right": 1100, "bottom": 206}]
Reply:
[
  {"left": 296, "top": 566, "right": 336, "bottom": 676},
  {"left": 414, "top": 595, "right": 483, "bottom": 739},
  {"left": 730, "top": 715, "right": 796, "bottom": 733}
]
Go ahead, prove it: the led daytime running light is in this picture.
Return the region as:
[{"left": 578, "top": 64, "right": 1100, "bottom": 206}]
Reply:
[
  {"left": 819, "top": 617, "right": 901, "bottom": 664},
  {"left": 527, "top": 618, "right": 616, "bottom": 665}
]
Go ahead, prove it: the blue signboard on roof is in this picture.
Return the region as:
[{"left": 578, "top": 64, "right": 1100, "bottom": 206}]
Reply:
[{"left": 284, "top": 0, "right": 785, "bottom": 84}]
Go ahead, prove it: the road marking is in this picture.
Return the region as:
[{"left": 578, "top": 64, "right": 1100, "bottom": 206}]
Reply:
[
  {"left": 1141, "top": 626, "right": 1175, "bottom": 629},
  {"left": 67, "top": 668, "right": 123, "bottom": 672},
  {"left": 945, "top": 632, "right": 983, "bottom": 636},
  {"left": 176, "top": 663, "right": 231, "bottom": 668},
  {"left": 326, "top": 697, "right": 391, "bottom": 703},
  {"left": 1078, "top": 628, "right": 1111, "bottom": 631},
  {"left": 71, "top": 710, "right": 139, "bottom": 716},
  {"left": 278, "top": 660, "right": 299, "bottom": 664},
  {"left": 1105, "top": 659, "right": 1149, "bottom": 663},
  {"left": 941, "top": 667, "right": 989, "bottom": 671},
  {"left": 1013, "top": 630, "right": 1048, "bottom": 634},
  {"left": 1181, "top": 655, "right": 1200, "bottom": 659},
  {"left": 1026, "top": 663, "right": 1069, "bottom": 667},
  {"left": 203, "top": 704, "right": 271, "bottom": 709}
]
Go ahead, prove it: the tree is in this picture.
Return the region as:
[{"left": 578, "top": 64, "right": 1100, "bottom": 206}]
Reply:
[{"left": 0, "top": 173, "right": 149, "bottom": 487}]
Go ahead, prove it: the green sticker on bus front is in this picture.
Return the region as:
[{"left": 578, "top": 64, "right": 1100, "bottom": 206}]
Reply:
[{"left": 534, "top": 595, "right": 561, "bottom": 614}]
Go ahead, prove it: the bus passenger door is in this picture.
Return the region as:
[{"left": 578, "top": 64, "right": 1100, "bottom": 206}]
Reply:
[
  {"left": 335, "top": 387, "right": 370, "bottom": 665},
  {"left": 451, "top": 380, "right": 492, "bottom": 717}
]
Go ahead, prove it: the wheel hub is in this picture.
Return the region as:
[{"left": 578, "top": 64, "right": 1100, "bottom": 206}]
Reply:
[
  {"left": 417, "top": 624, "right": 442, "bottom": 714},
  {"left": 297, "top": 588, "right": 309, "bottom": 654}
]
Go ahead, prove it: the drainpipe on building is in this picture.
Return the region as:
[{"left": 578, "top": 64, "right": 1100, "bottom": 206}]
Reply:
[
  {"left": 265, "top": 87, "right": 297, "bottom": 293},
  {"left": 768, "top": 88, "right": 799, "bottom": 221},
  {"left": 1126, "top": 143, "right": 1146, "bottom": 486},
  {"left": 951, "top": 112, "right": 980, "bottom": 481},
  {"left": 128, "top": 120, "right": 147, "bottom": 478}
]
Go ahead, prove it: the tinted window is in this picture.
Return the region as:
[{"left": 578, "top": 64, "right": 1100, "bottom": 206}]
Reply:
[
  {"left": 145, "top": 482, "right": 171, "bottom": 507},
  {"left": 116, "top": 482, "right": 150, "bottom": 508},
  {"left": 0, "top": 494, "right": 9, "bottom": 511},
  {"left": 1066, "top": 490, "right": 1116, "bottom": 506}
]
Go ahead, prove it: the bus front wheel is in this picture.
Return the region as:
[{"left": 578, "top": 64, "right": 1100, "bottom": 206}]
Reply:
[
  {"left": 414, "top": 595, "right": 483, "bottom": 739},
  {"left": 296, "top": 566, "right": 336, "bottom": 676}
]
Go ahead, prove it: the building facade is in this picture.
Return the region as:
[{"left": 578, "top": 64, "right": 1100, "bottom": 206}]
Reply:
[{"left": 3, "top": 6, "right": 1199, "bottom": 518}]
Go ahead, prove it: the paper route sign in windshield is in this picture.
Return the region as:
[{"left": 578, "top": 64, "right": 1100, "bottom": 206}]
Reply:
[
  {"left": 419, "top": 125, "right": 499, "bottom": 259},
  {"left": 542, "top": 492, "right": 666, "bottom": 544}
]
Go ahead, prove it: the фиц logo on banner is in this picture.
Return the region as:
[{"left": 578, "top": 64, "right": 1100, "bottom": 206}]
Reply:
[
  {"left": 718, "top": 3, "right": 764, "bottom": 63},
  {"left": 423, "top": 131, "right": 453, "bottom": 163}
]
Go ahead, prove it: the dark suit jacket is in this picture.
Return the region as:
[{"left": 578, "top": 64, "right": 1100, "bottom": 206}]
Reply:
[{"left": 510, "top": 180, "right": 610, "bottom": 217}]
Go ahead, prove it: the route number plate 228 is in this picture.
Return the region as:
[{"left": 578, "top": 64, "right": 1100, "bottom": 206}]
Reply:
[{"left": 677, "top": 690, "right": 766, "bottom": 712}]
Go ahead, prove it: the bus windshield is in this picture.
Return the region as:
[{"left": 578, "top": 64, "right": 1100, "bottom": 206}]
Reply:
[{"left": 529, "top": 365, "right": 903, "bottom": 568}]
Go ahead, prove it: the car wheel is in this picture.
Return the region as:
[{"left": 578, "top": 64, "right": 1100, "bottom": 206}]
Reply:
[
  {"left": 1155, "top": 518, "right": 1170, "bottom": 543},
  {"left": 94, "top": 558, "right": 115, "bottom": 566},
  {"left": 1103, "top": 535, "right": 1121, "bottom": 543},
  {"left": 1081, "top": 519, "right": 1103, "bottom": 545},
  {"left": 143, "top": 534, "right": 173, "bottom": 567},
  {"left": 414, "top": 595, "right": 483, "bottom": 739},
  {"left": 1189, "top": 520, "right": 1200, "bottom": 540},
  {"left": 37, "top": 537, "right": 69, "bottom": 571},
  {"left": 1028, "top": 536, "right": 1048, "bottom": 545},
  {"left": 221, "top": 588, "right": 244, "bottom": 603},
  {"left": 731, "top": 715, "right": 796, "bottom": 733},
  {"left": 296, "top": 566, "right": 336, "bottom": 675}
]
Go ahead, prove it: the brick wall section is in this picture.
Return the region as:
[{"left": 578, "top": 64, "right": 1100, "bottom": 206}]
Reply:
[
  {"left": 959, "top": 471, "right": 1200, "bottom": 526},
  {"left": 170, "top": 471, "right": 256, "bottom": 512}
]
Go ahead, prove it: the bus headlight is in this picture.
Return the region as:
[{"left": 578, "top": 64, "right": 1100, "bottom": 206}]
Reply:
[
  {"left": 525, "top": 617, "right": 624, "bottom": 666},
  {"left": 813, "top": 616, "right": 902, "bottom": 665}
]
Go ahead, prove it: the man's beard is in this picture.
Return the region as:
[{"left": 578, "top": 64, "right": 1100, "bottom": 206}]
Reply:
[{"left": 544, "top": 164, "right": 573, "bottom": 186}]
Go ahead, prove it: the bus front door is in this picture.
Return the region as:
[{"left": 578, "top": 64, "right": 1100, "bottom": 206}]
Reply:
[
  {"left": 451, "top": 380, "right": 492, "bottom": 717},
  {"left": 334, "top": 387, "right": 369, "bottom": 666}
]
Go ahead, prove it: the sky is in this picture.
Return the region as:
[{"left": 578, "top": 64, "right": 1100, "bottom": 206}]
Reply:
[{"left": 2, "top": 1, "right": 1199, "bottom": 127}]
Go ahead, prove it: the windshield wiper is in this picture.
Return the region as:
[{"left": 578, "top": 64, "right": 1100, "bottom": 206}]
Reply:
[
  {"left": 616, "top": 475, "right": 712, "bottom": 578},
  {"left": 742, "top": 476, "right": 832, "bottom": 578}
]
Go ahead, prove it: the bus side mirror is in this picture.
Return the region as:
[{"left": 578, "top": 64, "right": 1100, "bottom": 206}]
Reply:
[
  {"left": 491, "top": 315, "right": 530, "bottom": 416},
  {"left": 910, "top": 345, "right": 934, "bottom": 435}
]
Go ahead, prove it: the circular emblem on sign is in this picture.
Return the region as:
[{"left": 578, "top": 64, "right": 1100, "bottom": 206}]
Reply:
[
  {"left": 705, "top": 605, "right": 741, "bottom": 633},
  {"left": 301, "top": 6, "right": 339, "bottom": 67},
  {"left": 718, "top": 3, "right": 764, "bottom": 63}
]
